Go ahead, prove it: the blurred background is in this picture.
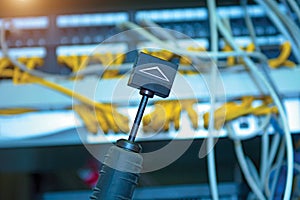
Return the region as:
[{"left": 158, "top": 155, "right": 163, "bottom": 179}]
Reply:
[{"left": 0, "top": 0, "right": 300, "bottom": 199}]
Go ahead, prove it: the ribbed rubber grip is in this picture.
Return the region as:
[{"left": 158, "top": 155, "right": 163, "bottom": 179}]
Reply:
[{"left": 90, "top": 145, "right": 143, "bottom": 200}]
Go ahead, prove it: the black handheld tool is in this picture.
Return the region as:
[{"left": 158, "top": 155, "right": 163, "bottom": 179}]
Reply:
[{"left": 90, "top": 52, "right": 178, "bottom": 200}]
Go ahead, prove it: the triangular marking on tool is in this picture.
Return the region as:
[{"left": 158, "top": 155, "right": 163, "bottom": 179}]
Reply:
[{"left": 139, "top": 66, "right": 170, "bottom": 82}]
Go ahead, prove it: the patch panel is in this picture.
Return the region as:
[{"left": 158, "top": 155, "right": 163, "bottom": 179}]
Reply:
[
  {"left": 0, "top": 17, "right": 49, "bottom": 30},
  {"left": 56, "top": 12, "right": 128, "bottom": 28},
  {"left": 135, "top": 8, "right": 208, "bottom": 22},
  {"left": 0, "top": 4, "right": 295, "bottom": 69},
  {"left": 0, "top": 66, "right": 299, "bottom": 110},
  {"left": 1, "top": 2, "right": 299, "bottom": 147},
  {"left": 0, "top": 47, "right": 46, "bottom": 58},
  {"left": 0, "top": 96, "right": 299, "bottom": 148},
  {"left": 1, "top": 2, "right": 300, "bottom": 200},
  {"left": 56, "top": 43, "right": 128, "bottom": 56}
]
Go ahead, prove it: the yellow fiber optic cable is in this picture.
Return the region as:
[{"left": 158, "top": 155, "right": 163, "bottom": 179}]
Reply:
[
  {"left": 203, "top": 96, "right": 278, "bottom": 129},
  {"left": 92, "top": 52, "right": 125, "bottom": 78},
  {"left": 268, "top": 42, "right": 295, "bottom": 68},
  {"left": 0, "top": 108, "right": 37, "bottom": 115},
  {"left": 143, "top": 99, "right": 198, "bottom": 132}
]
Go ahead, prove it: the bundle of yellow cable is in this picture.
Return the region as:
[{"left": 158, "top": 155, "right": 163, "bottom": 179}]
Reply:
[
  {"left": 73, "top": 104, "right": 129, "bottom": 134},
  {"left": 203, "top": 96, "right": 278, "bottom": 129},
  {"left": 268, "top": 41, "right": 296, "bottom": 68},
  {"left": 222, "top": 42, "right": 295, "bottom": 68},
  {"left": 141, "top": 49, "right": 173, "bottom": 61},
  {"left": 0, "top": 57, "right": 11, "bottom": 75},
  {"left": 58, "top": 55, "right": 88, "bottom": 80},
  {"left": 222, "top": 43, "right": 255, "bottom": 66},
  {"left": 0, "top": 56, "right": 130, "bottom": 134},
  {"left": 142, "top": 99, "right": 198, "bottom": 132},
  {"left": 0, "top": 108, "right": 37, "bottom": 115},
  {"left": 92, "top": 52, "right": 125, "bottom": 78},
  {"left": 179, "top": 46, "right": 205, "bottom": 75}
]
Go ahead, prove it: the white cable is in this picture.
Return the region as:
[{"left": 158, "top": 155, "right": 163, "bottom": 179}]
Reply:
[
  {"left": 241, "top": 5, "right": 286, "bottom": 189},
  {"left": 119, "top": 20, "right": 294, "bottom": 198},
  {"left": 119, "top": 22, "right": 268, "bottom": 62},
  {"left": 261, "top": 118, "right": 282, "bottom": 198},
  {"left": 246, "top": 157, "right": 262, "bottom": 188},
  {"left": 226, "top": 123, "right": 265, "bottom": 199},
  {"left": 287, "top": 0, "right": 300, "bottom": 20},
  {"left": 227, "top": 125, "right": 266, "bottom": 200},
  {"left": 206, "top": 0, "right": 219, "bottom": 199},
  {"left": 282, "top": 0, "right": 296, "bottom": 18},
  {"left": 269, "top": 141, "right": 285, "bottom": 199},
  {"left": 267, "top": 134, "right": 281, "bottom": 170},
  {"left": 254, "top": 0, "right": 300, "bottom": 63},
  {"left": 217, "top": 13, "right": 294, "bottom": 200},
  {"left": 243, "top": 0, "right": 286, "bottom": 108},
  {"left": 216, "top": 15, "right": 294, "bottom": 200},
  {"left": 260, "top": 126, "right": 269, "bottom": 186},
  {"left": 260, "top": 0, "right": 300, "bottom": 61},
  {"left": 143, "top": 6, "right": 280, "bottom": 197},
  {"left": 208, "top": 0, "right": 218, "bottom": 56},
  {"left": 265, "top": 0, "right": 300, "bottom": 43},
  {"left": 264, "top": 133, "right": 281, "bottom": 198},
  {"left": 226, "top": 116, "right": 273, "bottom": 197},
  {"left": 265, "top": 139, "right": 286, "bottom": 199},
  {"left": 241, "top": 0, "right": 261, "bottom": 52}
]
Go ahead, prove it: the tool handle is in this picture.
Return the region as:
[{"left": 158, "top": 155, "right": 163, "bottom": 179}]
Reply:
[{"left": 90, "top": 144, "right": 143, "bottom": 200}]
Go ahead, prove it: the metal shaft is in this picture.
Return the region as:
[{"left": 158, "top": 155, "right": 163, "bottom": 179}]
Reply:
[{"left": 128, "top": 95, "right": 149, "bottom": 142}]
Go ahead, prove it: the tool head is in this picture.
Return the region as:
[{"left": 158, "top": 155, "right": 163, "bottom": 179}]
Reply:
[{"left": 128, "top": 52, "right": 178, "bottom": 98}]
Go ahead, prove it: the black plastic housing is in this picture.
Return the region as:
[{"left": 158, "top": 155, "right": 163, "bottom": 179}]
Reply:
[{"left": 128, "top": 52, "right": 178, "bottom": 98}]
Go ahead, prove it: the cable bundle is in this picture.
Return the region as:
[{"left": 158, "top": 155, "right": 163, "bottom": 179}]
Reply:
[{"left": 142, "top": 99, "right": 198, "bottom": 132}]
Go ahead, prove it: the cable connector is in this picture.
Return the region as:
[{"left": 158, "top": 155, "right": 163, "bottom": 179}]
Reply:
[{"left": 127, "top": 52, "right": 179, "bottom": 142}]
